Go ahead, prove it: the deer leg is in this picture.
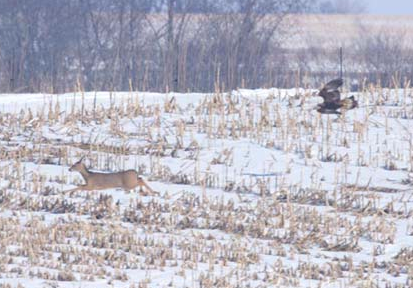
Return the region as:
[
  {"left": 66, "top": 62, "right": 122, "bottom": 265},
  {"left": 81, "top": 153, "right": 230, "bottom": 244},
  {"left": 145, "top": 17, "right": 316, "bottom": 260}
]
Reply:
[
  {"left": 137, "top": 179, "right": 157, "bottom": 196},
  {"left": 62, "top": 186, "right": 82, "bottom": 197},
  {"left": 63, "top": 186, "right": 80, "bottom": 193},
  {"left": 63, "top": 184, "right": 92, "bottom": 196},
  {"left": 137, "top": 184, "right": 147, "bottom": 196}
]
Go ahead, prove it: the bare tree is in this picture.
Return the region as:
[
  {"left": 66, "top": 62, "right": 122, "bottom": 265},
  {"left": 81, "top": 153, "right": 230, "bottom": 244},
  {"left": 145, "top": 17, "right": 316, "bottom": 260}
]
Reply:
[
  {"left": 190, "top": 0, "right": 310, "bottom": 90},
  {"left": 2, "top": 0, "right": 365, "bottom": 93},
  {"left": 354, "top": 26, "right": 413, "bottom": 87},
  {"left": 0, "top": 0, "right": 82, "bottom": 92}
]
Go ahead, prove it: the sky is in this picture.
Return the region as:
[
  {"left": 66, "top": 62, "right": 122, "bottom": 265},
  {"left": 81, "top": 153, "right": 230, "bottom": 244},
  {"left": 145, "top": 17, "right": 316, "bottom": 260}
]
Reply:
[{"left": 366, "top": 0, "right": 413, "bottom": 14}]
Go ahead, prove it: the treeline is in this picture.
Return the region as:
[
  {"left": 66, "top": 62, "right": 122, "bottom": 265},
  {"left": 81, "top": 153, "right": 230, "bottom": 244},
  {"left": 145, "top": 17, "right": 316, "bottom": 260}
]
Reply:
[{"left": 0, "top": 0, "right": 411, "bottom": 93}]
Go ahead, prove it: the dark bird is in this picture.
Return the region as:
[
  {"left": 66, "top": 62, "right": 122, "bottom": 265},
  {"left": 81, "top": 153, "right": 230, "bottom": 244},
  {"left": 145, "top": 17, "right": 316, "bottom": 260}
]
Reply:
[{"left": 316, "top": 78, "right": 358, "bottom": 114}]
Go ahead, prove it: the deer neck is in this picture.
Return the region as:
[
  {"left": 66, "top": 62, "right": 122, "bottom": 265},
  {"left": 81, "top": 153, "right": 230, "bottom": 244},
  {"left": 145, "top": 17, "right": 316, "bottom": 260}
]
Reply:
[{"left": 78, "top": 165, "right": 90, "bottom": 182}]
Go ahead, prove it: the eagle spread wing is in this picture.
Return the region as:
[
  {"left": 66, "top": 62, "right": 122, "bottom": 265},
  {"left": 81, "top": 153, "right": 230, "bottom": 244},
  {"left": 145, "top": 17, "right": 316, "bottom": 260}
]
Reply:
[{"left": 318, "top": 78, "right": 343, "bottom": 104}]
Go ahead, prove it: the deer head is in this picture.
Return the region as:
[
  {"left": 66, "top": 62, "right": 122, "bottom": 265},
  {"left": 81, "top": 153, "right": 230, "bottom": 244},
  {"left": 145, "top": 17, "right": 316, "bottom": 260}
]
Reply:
[{"left": 69, "top": 156, "right": 86, "bottom": 172}]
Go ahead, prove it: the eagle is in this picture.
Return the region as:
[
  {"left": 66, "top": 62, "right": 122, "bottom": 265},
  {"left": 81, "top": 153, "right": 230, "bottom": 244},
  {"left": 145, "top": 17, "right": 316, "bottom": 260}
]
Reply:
[{"left": 316, "top": 78, "right": 358, "bottom": 114}]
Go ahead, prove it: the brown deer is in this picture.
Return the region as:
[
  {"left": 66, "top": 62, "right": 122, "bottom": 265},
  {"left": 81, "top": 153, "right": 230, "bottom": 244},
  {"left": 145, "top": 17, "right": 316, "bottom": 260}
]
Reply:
[{"left": 65, "top": 157, "right": 154, "bottom": 195}]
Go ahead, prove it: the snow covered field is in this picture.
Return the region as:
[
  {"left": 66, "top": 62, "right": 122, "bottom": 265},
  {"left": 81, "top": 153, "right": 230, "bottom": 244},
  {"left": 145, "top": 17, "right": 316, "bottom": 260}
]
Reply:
[{"left": 0, "top": 86, "right": 412, "bottom": 287}]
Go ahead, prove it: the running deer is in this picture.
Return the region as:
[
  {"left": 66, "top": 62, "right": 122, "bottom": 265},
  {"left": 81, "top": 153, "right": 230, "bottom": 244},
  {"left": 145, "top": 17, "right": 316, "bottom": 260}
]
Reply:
[{"left": 65, "top": 157, "right": 154, "bottom": 195}]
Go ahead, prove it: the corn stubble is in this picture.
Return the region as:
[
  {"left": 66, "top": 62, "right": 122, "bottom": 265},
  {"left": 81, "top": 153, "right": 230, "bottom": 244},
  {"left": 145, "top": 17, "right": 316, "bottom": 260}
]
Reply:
[{"left": 0, "top": 81, "right": 412, "bottom": 287}]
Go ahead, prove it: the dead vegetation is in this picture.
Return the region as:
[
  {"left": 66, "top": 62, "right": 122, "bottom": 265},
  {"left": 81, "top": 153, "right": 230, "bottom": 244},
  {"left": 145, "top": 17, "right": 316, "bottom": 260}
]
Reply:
[{"left": 0, "top": 84, "right": 412, "bottom": 287}]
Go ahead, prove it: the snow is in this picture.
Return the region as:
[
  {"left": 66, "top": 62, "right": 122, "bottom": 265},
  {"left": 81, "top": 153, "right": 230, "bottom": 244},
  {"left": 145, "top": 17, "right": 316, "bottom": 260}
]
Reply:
[{"left": 0, "top": 87, "right": 412, "bottom": 287}]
